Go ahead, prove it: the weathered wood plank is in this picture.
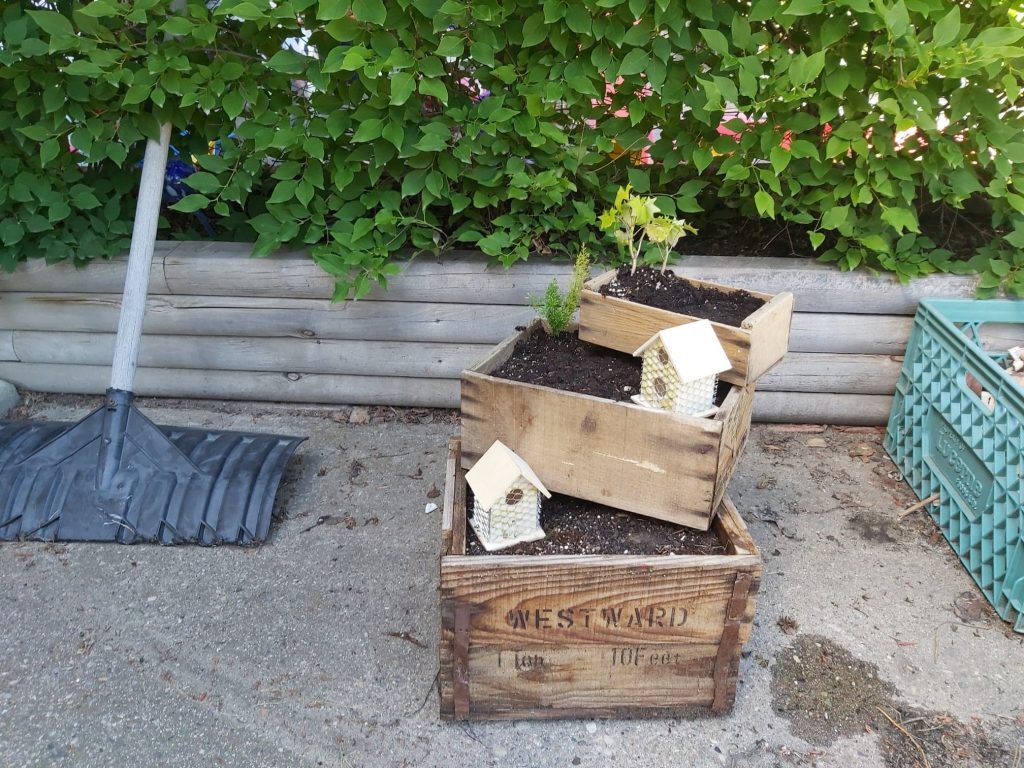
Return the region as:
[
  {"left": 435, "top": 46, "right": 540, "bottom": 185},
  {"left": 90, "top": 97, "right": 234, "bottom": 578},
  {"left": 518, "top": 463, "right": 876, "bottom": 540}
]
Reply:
[
  {"left": 10, "top": 331, "right": 491, "bottom": 379},
  {"left": 0, "top": 242, "right": 178, "bottom": 294},
  {"left": 163, "top": 243, "right": 576, "bottom": 303},
  {"left": 757, "top": 352, "right": 902, "bottom": 395},
  {"left": 0, "top": 330, "right": 16, "bottom": 362},
  {"left": 1, "top": 242, "right": 980, "bottom": 311},
  {"left": 441, "top": 438, "right": 459, "bottom": 558},
  {"left": 744, "top": 291, "right": 795, "bottom": 381},
  {"left": 714, "top": 376, "right": 756, "bottom": 511},
  {"left": 789, "top": 313, "right": 913, "bottom": 354},
  {"left": 671, "top": 256, "right": 980, "bottom": 315},
  {"left": 0, "top": 293, "right": 533, "bottom": 344},
  {"left": 0, "top": 363, "right": 459, "bottom": 407},
  {"left": 753, "top": 391, "right": 894, "bottom": 425}
]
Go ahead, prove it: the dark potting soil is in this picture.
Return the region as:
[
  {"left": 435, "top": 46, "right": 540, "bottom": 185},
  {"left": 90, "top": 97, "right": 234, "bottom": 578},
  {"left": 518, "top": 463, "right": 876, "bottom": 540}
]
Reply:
[
  {"left": 490, "top": 330, "right": 641, "bottom": 402},
  {"left": 465, "top": 489, "right": 727, "bottom": 556},
  {"left": 489, "top": 328, "right": 732, "bottom": 405},
  {"left": 599, "top": 265, "right": 766, "bottom": 327}
]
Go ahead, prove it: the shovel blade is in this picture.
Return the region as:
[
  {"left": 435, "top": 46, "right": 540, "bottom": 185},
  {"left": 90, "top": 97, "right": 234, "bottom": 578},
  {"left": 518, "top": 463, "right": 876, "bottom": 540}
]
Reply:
[{"left": 0, "top": 405, "right": 303, "bottom": 545}]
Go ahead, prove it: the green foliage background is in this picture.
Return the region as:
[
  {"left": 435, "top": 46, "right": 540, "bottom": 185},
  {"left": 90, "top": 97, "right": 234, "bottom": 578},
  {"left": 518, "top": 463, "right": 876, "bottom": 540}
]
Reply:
[{"left": 2, "top": 0, "right": 1024, "bottom": 297}]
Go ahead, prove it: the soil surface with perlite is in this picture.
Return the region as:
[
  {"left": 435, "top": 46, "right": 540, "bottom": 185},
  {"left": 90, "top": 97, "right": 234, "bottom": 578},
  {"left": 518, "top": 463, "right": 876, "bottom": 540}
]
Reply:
[
  {"left": 490, "top": 330, "right": 641, "bottom": 401},
  {"left": 490, "top": 328, "right": 732, "bottom": 405},
  {"left": 466, "top": 490, "right": 727, "bottom": 556},
  {"left": 600, "top": 265, "right": 766, "bottom": 327}
]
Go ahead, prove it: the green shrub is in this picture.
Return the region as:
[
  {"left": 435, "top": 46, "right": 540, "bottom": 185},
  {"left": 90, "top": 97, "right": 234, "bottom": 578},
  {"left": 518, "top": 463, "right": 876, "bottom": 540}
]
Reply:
[
  {"left": 531, "top": 244, "right": 590, "bottom": 334},
  {"left": 1, "top": 0, "right": 1023, "bottom": 296}
]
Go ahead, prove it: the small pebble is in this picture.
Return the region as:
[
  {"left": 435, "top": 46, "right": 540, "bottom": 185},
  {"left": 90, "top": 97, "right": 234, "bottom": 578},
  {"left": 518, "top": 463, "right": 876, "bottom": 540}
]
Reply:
[
  {"left": 585, "top": 721, "right": 598, "bottom": 734},
  {"left": 424, "top": 503, "right": 438, "bottom": 515}
]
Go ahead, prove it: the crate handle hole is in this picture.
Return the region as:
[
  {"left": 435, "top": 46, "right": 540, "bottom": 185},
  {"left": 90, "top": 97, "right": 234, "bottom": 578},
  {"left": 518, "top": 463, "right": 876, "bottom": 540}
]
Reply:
[{"left": 964, "top": 371, "right": 997, "bottom": 412}]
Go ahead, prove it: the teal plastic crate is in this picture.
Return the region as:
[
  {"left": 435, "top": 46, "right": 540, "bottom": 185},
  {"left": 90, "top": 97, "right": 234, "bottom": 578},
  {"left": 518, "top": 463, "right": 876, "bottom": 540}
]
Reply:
[{"left": 885, "top": 299, "right": 1024, "bottom": 632}]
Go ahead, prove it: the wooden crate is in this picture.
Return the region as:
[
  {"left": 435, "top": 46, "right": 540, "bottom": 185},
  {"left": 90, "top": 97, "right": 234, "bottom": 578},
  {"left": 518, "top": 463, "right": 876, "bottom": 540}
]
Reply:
[
  {"left": 579, "top": 270, "right": 795, "bottom": 386},
  {"left": 460, "top": 321, "right": 754, "bottom": 530},
  {"left": 439, "top": 438, "right": 762, "bottom": 720}
]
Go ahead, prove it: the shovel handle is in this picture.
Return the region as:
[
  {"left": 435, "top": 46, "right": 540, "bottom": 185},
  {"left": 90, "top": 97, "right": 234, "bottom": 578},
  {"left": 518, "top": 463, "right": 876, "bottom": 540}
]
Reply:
[{"left": 109, "top": 121, "right": 172, "bottom": 392}]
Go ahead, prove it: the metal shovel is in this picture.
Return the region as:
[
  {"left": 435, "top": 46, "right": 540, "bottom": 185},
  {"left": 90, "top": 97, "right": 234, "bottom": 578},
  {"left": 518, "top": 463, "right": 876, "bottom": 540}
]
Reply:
[{"left": 0, "top": 120, "right": 304, "bottom": 545}]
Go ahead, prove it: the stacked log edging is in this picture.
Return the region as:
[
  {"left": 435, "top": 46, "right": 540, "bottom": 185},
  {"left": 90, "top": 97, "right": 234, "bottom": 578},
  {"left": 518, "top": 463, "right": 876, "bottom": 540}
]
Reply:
[{"left": 0, "top": 241, "right": 997, "bottom": 424}]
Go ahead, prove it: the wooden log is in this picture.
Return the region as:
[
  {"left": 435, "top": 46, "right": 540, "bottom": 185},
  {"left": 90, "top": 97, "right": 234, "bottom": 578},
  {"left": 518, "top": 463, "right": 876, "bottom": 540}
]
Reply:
[
  {"left": 163, "top": 243, "right": 576, "bottom": 303},
  {"left": 753, "top": 391, "right": 894, "bottom": 425},
  {"left": 0, "top": 330, "right": 16, "bottom": 362},
  {"left": 10, "top": 331, "right": 491, "bottom": 379},
  {"left": 0, "top": 359, "right": 896, "bottom": 423},
  {"left": 0, "top": 293, "right": 533, "bottom": 344},
  {"left": 756, "top": 353, "right": 903, "bottom": 395},
  {"left": 1, "top": 242, "right": 980, "bottom": 311},
  {"left": 790, "top": 314, "right": 914, "bottom": 354},
  {"left": 0, "top": 242, "right": 177, "bottom": 294},
  {"left": 439, "top": 439, "right": 762, "bottom": 720},
  {"left": 671, "top": 256, "right": 980, "bottom": 315},
  {"left": 460, "top": 320, "right": 754, "bottom": 530},
  {"left": 0, "top": 363, "right": 459, "bottom": 407}
]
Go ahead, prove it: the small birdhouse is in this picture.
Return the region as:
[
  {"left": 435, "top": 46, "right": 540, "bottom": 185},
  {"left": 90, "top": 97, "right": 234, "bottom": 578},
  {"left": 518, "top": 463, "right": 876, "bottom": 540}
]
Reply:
[
  {"left": 465, "top": 440, "right": 551, "bottom": 551},
  {"left": 631, "top": 320, "right": 732, "bottom": 416}
]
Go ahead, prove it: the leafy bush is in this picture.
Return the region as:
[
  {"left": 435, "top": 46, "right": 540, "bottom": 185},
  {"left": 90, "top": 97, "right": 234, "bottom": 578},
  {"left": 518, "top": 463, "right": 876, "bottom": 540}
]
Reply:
[{"left": 1, "top": 0, "right": 1023, "bottom": 296}]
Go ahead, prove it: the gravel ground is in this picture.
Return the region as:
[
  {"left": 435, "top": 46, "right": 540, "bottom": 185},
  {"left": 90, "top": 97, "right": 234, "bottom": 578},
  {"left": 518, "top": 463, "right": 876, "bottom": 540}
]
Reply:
[{"left": 0, "top": 395, "right": 1021, "bottom": 768}]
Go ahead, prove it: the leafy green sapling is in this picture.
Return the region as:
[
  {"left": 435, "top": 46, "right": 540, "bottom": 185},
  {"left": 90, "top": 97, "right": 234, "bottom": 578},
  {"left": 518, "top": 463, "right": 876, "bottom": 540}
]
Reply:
[
  {"left": 646, "top": 216, "right": 697, "bottom": 273},
  {"left": 531, "top": 246, "right": 591, "bottom": 335},
  {"left": 598, "top": 185, "right": 659, "bottom": 275}
]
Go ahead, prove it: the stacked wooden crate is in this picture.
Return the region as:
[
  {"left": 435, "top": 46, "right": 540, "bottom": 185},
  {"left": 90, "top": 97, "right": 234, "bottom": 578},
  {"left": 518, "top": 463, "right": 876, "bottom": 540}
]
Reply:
[{"left": 438, "top": 271, "right": 794, "bottom": 720}]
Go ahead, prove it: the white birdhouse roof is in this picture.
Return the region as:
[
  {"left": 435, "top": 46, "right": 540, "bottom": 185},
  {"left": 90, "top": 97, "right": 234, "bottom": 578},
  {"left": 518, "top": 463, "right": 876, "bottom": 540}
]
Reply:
[
  {"left": 465, "top": 440, "right": 551, "bottom": 512},
  {"left": 632, "top": 320, "right": 732, "bottom": 382}
]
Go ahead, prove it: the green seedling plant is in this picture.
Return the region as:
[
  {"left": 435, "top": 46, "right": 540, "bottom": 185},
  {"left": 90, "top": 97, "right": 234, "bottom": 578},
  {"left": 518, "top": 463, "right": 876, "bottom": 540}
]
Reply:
[
  {"left": 598, "top": 185, "right": 660, "bottom": 275},
  {"left": 531, "top": 245, "right": 591, "bottom": 336},
  {"left": 646, "top": 216, "right": 697, "bottom": 274}
]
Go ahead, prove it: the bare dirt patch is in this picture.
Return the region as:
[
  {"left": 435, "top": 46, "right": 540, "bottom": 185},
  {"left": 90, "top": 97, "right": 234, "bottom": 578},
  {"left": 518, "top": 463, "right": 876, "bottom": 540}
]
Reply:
[{"left": 772, "top": 635, "right": 1023, "bottom": 767}]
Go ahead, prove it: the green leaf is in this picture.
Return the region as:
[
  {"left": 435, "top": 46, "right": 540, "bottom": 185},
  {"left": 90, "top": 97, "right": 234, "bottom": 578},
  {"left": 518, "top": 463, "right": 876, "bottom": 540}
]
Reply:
[
  {"left": 223, "top": 90, "right": 246, "bottom": 120},
  {"left": 419, "top": 79, "right": 448, "bottom": 103},
  {"left": 808, "top": 231, "right": 826, "bottom": 250},
  {"left": 160, "top": 16, "right": 194, "bottom": 35},
  {"left": 820, "top": 205, "right": 849, "bottom": 230},
  {"left": 184, "top": 172, "right": 220, "bottom": 194},
  {"left": 881, "top": 206, "right": 920, "bottom": 233},
  {"left": 436, "top": 34, "right": 464, "bottom": 58},
  {"left": 267, "top": 49, "right": 309, "bottom": 75},
  {"left": 40, "top": 139, "right": 60, "bottom": 165},
  {"left": 989, "top": 259, "right": 1011, "bottom": 277},
  {"left": 414, "top": 130, "right": 448, "bottom": 152},
  {"left": 28, "top": 11, "right": 74, "bottom": 38},
  {"left": 352, "top": 0, "right": 386, "bottom": 25},
  {"left": 169, "top": 194, "right": 210, "bottom": 213},
  {"left": 770, "top": 146, "right": 791, "bottom": 173},
  {"left": 390, "top": 72, "right": 416, "bottom": 105},
  {"left": 693, "top": 148, "right": 714, "bottom": 173},
  {"left": 522, "top": 12, "right": 546, "bottom": 46},
  {"left": 754, "top": 189, "right": 775, "bottom": 218},
  {"left": 783, "top": 0, "right": 822, "bottom": 15},
  {"left": 64, "top": 60, "right": 104, "bottom": 77},
  {"left": 382, "top": 121, "right": 404, "bottom": 149},
  {"left": 78, "top": 0, "right": 118, "bottom": 17},
  {"left": 565, "top": 5, "right": 591, "bottom": 34},
  {"left": 699, "top": 28, "right": 729, "bottom": 55},
  {"left": 619, "top": 49, "right": 650, "bottom": 76},
  {"left": 352, "top": 118, "right": 384, "bottom": 143},
  {"left": 931, "top": 6, "right": 960, "bottom": 47},
  {"left": 884, "top": 1, "right": 910, "bottom": 37}
]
